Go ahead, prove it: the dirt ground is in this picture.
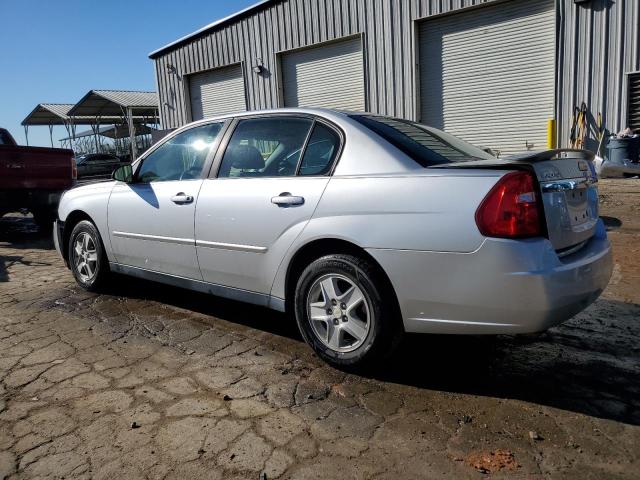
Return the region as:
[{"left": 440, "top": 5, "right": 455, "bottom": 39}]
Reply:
[{"left": 0, "top": 179, "right": 639, "bottom": 479}]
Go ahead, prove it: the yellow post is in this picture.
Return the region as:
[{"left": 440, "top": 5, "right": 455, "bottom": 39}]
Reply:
[{"left": 547, "top": 119, "right": 557, "bottom": 149}]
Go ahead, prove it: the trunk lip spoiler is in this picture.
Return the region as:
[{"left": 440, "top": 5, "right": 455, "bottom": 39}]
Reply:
[
  {"left": 429, "top": 149, "right": 596, "bottom": 169},
  {"left": 502, "top": 148, "right": 595, "bottom": 163}
]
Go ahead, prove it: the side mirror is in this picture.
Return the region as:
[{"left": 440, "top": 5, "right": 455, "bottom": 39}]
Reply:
[{"left": 113, "top": 164, "right": 133, "bottom": 183}]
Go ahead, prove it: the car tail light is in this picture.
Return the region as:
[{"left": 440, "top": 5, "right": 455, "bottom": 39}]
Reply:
[
  {"left": 71, "top": 158, "right": 77, "bottom": 180},
  {"left": 475, "top": 171, "right": 542, "bottom": 238}
]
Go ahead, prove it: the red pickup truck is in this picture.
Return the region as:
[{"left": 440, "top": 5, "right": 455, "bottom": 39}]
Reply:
[{"left": 0, "top": 128, "right": 76, "bottom": 230}]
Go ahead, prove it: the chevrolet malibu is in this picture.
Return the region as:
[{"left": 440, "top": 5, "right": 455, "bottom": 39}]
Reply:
[{"left": 54, "top": 108, "right": 613, "bottom": 368}]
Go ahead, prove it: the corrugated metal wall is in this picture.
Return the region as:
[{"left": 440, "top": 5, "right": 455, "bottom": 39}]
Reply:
[
  {"left": 154, "top": 0, "right": 498, "bottom": 129},
  {"left": 557, "top": 0, "right": 640, "bottom": 149},
  {"left": 153, "top": 0, "right": 639, "bottom": 150}
]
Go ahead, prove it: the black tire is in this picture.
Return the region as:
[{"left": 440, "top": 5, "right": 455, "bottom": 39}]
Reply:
[
  {"left": 32, "top": 209, "right": 55, "bottom": 232},
  {"left": 294, "top": 254, "right": 402, "bottom": 369},
  {"left": 67, "top": 220, "right": 110, "bottom": 291}
]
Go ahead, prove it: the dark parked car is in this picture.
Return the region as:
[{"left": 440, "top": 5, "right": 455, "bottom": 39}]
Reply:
[
  {"left": 75, "top": 153, "right": 127, "bottom": 178},
  {"left": 0, "top": 127, "right": 75, "bottom": 229}
]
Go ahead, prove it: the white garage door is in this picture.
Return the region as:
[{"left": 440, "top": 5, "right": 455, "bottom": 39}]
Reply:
[
  {"left": 189, "top": 64, "right": 247, "bottom": 121},
  {"left": 419, "top": 0, "right": 556, "bottom": 156},
  {"left": 281, "top": 37, "right": 365, "bottom": 111}
]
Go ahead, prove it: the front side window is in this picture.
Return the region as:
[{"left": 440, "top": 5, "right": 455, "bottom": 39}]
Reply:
[
  {"left": 137, "top": 122, "right": 223, "bottom": 183},
  {"left": 217, "top": 117, "right": 313, "bottom": 178},
  {"left": 350, "top": 115, "right": 495, "bottom": 166}
]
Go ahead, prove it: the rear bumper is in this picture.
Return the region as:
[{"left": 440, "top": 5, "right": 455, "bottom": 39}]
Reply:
[
  {"left": 367, "top": 219, "right": 613, "bottom": 334},
  {"left": 0, "top": 189, "right": 64, "bottom": 213}
]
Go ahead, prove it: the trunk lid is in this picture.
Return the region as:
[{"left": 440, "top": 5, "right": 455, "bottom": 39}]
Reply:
[{"left": 434, "top": 149, "right": 599, "bottom": 252}]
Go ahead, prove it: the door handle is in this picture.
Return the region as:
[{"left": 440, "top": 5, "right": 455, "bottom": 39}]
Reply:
[
  {"left": 171, "top": 193, "right": 194, "bottom": 204},
  {"left": 271, "top": 192, "right": 305, "bottom": 207}
]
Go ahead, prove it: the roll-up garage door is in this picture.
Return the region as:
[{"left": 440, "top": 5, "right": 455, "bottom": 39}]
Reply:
[
  {"left": 281, "top": 37, "right": 365, "bottom": 111},
  {"left": 189, "top": 64, "right": 246, "bottom": 121},
  {"left": 419, "top": 0, "right": 555, "bottom": 156}
]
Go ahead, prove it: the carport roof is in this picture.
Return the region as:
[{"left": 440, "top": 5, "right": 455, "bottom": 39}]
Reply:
[
  {"left": 21, "top": 103, "right": 144, "bottom": 126},
  {"left": 21, "top": 104, "right": 76, "bottom": 126},
  {"left": 60, "top": 124, "right": 156, "bottom": 141},
  {"left": 67, "top": 90, "right": 159, "bottom": 117}
]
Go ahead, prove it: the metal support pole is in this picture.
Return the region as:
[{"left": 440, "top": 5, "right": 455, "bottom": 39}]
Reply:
[
  {"left": 127, "top": 107, "right": 137, "bottom": 161},
  {"left": 49, "top": 124, "right": 54, "bottom": 147},
  {"left": 93, "top": 118, "right": 100, "bottom": 153},
  {"left": 24, "top": 125, "right": 29, "bottom": 146},
  {"left": 63, "top": 123, "right": 72, "bottom": 151}
]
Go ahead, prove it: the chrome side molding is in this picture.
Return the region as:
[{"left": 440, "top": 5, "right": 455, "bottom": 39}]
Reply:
[
  {"left": 195, "top": 240, "right": 268, "bottom": 253},
  {"left": 111, "top": 232, "right": 268, "bottom": 253},
  {"left": 112, "top": 231, "right": 194, "bottom": 245}
]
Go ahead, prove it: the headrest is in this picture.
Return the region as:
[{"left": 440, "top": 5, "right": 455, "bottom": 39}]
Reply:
[{"left": 229, "top": 144, "right": 265, "bottom": 170}]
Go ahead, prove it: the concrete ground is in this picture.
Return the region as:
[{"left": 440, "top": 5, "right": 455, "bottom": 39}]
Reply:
[{"left": 0, "top": 179, "right": 639, "bottom": 479}]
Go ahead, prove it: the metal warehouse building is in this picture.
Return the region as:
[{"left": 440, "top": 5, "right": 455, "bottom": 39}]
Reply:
[{"left": 150, "top": 0, "right": 639, "bottom": 156}]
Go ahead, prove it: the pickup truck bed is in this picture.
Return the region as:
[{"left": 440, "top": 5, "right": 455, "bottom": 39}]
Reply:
[{"left": 0, "top": 128, "right": 75, "bottom": 229}]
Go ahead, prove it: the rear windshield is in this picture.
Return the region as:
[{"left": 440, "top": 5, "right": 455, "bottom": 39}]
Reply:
[{"left": 350, "top": 115, "right": 495, "bottom": 166}]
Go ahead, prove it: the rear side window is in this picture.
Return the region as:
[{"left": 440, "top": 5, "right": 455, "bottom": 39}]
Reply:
[
  {"left": 298, "top": 124, "right": 341, "bottom": 176},
  {"left": 351, "top": 115, "right": 495, "bottom": 166},
  {"left": 217, "top": 117, "right": 313, "bottom": 178}
]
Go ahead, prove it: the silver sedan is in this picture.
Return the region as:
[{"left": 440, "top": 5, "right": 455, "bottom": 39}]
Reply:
[{"left": 54, "top": 108, "right": 613, "bottom": 368}]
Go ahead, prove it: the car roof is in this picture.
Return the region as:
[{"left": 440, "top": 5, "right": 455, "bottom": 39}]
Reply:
[{"left": 184, "top": 107, "right": 354, "bottom": 129}]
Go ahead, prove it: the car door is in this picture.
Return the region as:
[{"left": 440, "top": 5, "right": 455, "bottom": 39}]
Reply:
[
  {"left": 95, "top": 155, "right": 111, "bottom": 176},
  {"left": 103, "top": 155, "right": 121, "bottom": 176},
  {"left": 75, "top": 156, "right": 90, "bottom": 177},
  {"left": 108, "top": 121, "right": 226, "bottom": 279},
  {"left": 195, "top": 115, "right": 342, "bottom": 295},
  {"left": 89, "top": 155, "right": 106, "bottom": 176}
]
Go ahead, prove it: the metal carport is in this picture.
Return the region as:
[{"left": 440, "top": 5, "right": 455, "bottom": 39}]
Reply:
[
  {"left": 21, "top": 103, "right": 122, "bottom": 148},
  {"left": 68, "top": 90, "right": 159, "bottom": 160},
  {"left": 21, "top": 103, "right": 147, "bottom": 152},
  {"left": 59, "top": 124, "right": 156, "bottom": 156}
]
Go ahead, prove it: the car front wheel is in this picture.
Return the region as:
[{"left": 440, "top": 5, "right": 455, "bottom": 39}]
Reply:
[
  {"left": 68, "top": 220, "right": 110, "bottom": 291},
  {"left": 294, "top": 254, "right": 402, "bottom": 369}
]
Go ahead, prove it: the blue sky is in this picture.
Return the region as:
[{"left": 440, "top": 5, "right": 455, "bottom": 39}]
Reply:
[{"left": 0, "top": 0, "right": 256, "bottom": 147}]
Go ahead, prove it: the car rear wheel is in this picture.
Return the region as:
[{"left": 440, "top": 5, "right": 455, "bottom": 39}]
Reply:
[
  {"left": 294, "top": 254, "right": 402, "bottom": 369},
  {"left": 68, "top": 220, "right": 110, "bottom": 291}
]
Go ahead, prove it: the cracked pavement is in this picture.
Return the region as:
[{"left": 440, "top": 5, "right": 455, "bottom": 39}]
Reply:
[{"left": 1, "top": 179, "right": 639, "bottom": 479}]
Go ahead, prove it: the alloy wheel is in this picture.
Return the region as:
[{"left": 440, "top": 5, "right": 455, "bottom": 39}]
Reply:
[
  {"left": 306, "top": 273, "right": 371, "bottom": 353},
  {"left": 73, "top": 232, "right": 98, "bottom": 282}
]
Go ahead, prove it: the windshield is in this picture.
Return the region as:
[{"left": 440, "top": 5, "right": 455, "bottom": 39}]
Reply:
[{"left": 350, "top": 115, "right": 495, "bottom": 166}]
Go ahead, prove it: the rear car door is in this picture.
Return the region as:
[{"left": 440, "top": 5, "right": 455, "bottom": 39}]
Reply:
[
  {"left": 82, "top": 155, "right": 100, "bottom": 176},
  {"left": 108, "top": 121, "right": 226, "bottom": 279},
  {"left": 195, "top": 115, "right": 342, "bottom": 295},
  {"left": 94, "top": 155, "right": 116, "bottom": 176}
]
